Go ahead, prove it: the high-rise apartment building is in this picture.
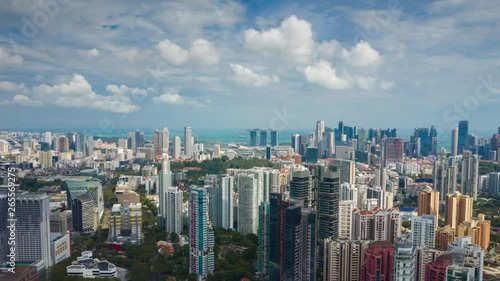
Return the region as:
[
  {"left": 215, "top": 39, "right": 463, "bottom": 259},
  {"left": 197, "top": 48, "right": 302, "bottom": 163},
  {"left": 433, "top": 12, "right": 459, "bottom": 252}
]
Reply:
[
  {"left": 172, "top": 136, "right": 181, "bottom": 158},
  {"left": 435, "top": 225, "right": 456, "bottom": 250},
  {"left": 238, "top": 173, "right": 262, "bottom": 235},
  {"left": 416, "top": 248, "right": 447, "bottom": 281},
  {"left": 323, "top": 238, "right": 370, "bottom": 281},
  {"left": 461, "top": 154, "right": 479, "bottom": 200},
  {"left": 457, "top": 214, "right": 491, "bottom": 250},
  {"left": 417, "top": 186, "right": 439, "bottom": 222},
  {"left": 339, "top": 200, "right": 355, "bottom": 239},
  {"left": 361, "top": 241, "right": 395, "bottom": 281},
  {"left": 158, "top": 154, "right": 183, "bottom": 234},
  {"left": 352, "top": 208, "right": 401, "bottom": 243},
  {"left": 58, "top": 136, "right": 69, "bottom": 152},
  {"left": 411, "top": 215, "right": 436, "bottom": 248},
  {"left": 487, "top": 172, "right": 500, "bottom": 195},
  {"left": 451, "top": 128, "right": 459, "bottom": 156},
  {"left": 289, "top": 170, "right": 312, "bottom": 206},
  {"left": 331, "top": 159, "right": 355, "bottom": 184},
  {"left": 206, "top": 175, "right": 234, "bottom": 229},
  {"left": 424, "top": 253, "right": 453, "bottom": 281},
  {"left": 317, "top": 172, "right": 340, "bottom": 275},
  {"left": 393, "top": 238, "right": 416, "bottom": 281},
  {"left": 316, "top": 120, "right": 325, "bottom": 147},
  {"left": 188, "top": 187, "right": 215, "bottom": 280},
  {"left": 445, "top": 192, "right": 473, "bottom": 232},
  {"left": 447, "top": 236, "right": 484, "bottom": 281},
  {"left": 184, "top": 127, "right": 193, "bottom": 158}
]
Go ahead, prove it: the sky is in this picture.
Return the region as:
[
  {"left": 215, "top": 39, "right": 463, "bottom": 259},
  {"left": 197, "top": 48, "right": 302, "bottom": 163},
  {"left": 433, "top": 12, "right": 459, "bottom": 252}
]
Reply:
[{"left": 0, "top": 0, "right": 499, "bottom": 134}]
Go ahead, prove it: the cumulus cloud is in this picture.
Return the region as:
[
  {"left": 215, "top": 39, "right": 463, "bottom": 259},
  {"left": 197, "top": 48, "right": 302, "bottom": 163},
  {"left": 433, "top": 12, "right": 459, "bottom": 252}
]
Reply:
[
  {"left": 0, "top": 74, "right": 140, "bottom": 113},
  {"left": 156, "top": 38, "right": 220, "bottom": 66},
  {"left": 153, "top": 89, "right": 206, "bottom": 108},
  {"left": 87, "top": 48, "right": 99, "bottom": 58},
  {"left": 106, "top": 84, "right": 149, "bottom": 96},
  {"left": 229, "top": 64, "right": 279, "bottom": 87},
  {"left": 304, "top": 60, "right": 350, "bottom": 90},
  {"left": 0, "top": 81, "right": 29, "bottom": 94},
  {"left": 244, "top": 15, "right": 314, "bottom": 64},
  {"left": 380, "top": 81, "right": 395, "bottom": 90},
  {"left": 0, "top": 48, "right": 23, "bottom": 67},
  {"left": 318, "top": 40, "right": 382, "bottom": 67}
]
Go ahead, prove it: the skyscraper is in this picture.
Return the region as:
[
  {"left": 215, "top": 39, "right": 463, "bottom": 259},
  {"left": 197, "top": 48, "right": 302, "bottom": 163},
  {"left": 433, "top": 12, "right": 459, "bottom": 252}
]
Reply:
[
  {"left": 184, "top": 127, "right": 193, "bottom": 158},
  {"left": 383, "top": 138, "right": 404, "bottom": 166},
  {"left": 72, "top": 195, "right": 95, "bottom": 233},
  {"left": 158, "top": 153, "right": 172, "bottom": 224},
  {"left": 162, "top": 127, "right": 169, "bottom": 153},
  {"left": 75, "top": 132, "right": 85, "bottom": 153},
  {"left": 260, "top": 130, "right": 268, "bottom": 146},
  {"left": 316, "top": 120, "right": 325, "bottom": 146},
  {"left": 317, "top": 172, "right": 340, "bottom": 275},
  {"left": 238, "top": 173, "right": 262, "bottom": 235},
  {"left": 249, "top": 129, "right": 258, "bottom": 146},
  {"left": 172, "top": 136, "right": 181, "bottom": 158},
  {"left": 270, "top": 130, "right": 278, "bottom": 147},
  {"left": 58, "top": 136, "right": 69, "bottom": 152},
  {"left": 452, "top": 128, "right": 459, "bottom": 156},
  {"left": 445, "top": 192, "right": 473, "bottom": 232},
  {"left": 159, "top": 154, "right": 183, "bottom": 234},
  {"left": 291, "top": 134, "right": 300, "bottom": 153},
  {"left": 299, "top": 135, "right": 307, "bottom": 156},
  {"left": 289, "top": 170, "right": 312, "bottom": 206},
  {"left": 357, "top": 128, "right": 367, "bottom": 151},
  {"left": 323, "top": 238, "right": 370, "bottom": 281},
  {"left": 458, "top": 120, "right": 469, "bottom": 153},
  {"left": 153, "top": 130, "right": 162, "bottom": 156},
  {"left": 206, "top": 175, "right": 234, "bottom": 229},
  {"left": 461, "top": 154, "right": 479, "bottom": 200},
  {"left": 331, "top": 159, "right": 355, "bottom": 184},
  {"left": 447, "top": 236, "right": 484, "bottom": 281},
  {"left": 411, "top": 215, "right": 436, "bottom": 248},
  {"left": 360, "top": 241, "right": 395, "bottom": 281},
  {"left": 188, "top": 186, "right": 215, "bottom": 280}
]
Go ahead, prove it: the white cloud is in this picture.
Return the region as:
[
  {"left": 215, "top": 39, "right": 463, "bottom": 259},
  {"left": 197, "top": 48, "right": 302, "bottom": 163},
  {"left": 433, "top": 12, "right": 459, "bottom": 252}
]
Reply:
[
  {"left": 156, "top": 38, "right": 219, "bottom": 66},
  {"left": 229, "top": 64, "right": 279, "bottom": 87},
  {"left": 318, "top": 40, "right": 382, "bottom": 67},
  {"left": 304, "top": 60, "right": 350, "bottom": 90},
  {"left": 0, "top": 74, "right": 140, "bottom": 112},
  {"left": 355, "top": 76, "right": 378, "bottom": 90},
  {"left": 87, "top": 48, "right": 99, "bottom": 58},
  {"left": 153, "top": 89, "right": 206, "bottom": 108},
  {"left": 0, "top": 48, "right": 23, "bottom": 67},
  {"left": 156, "top": 39, "right": 189, "bottom": 65},
  {"left": 11, "top": 95, "right": 44, "bottom": 107},
  {"left": 244, "top": 15, "right": 315, "bottom": 64},
  {"left": 380, "top": 81, "right": 395, "bottom": 90},
  {"left": 106, "top": 84, "right": 149, "bottom": 96},
  {"left": 0, "top": 81, "right": 29, "bottom": 94}
]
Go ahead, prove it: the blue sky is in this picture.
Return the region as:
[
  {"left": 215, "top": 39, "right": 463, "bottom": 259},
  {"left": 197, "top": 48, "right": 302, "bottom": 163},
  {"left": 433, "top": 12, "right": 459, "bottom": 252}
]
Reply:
[{"left": 0, "top": 0, "right": 499, "bottom": 133}]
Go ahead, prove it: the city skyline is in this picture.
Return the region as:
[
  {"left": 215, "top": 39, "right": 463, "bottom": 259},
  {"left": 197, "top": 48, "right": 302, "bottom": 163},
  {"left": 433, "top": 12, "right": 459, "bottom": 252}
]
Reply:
[{"left": 1, "top": 0, "right": 499, "bottom": 129}]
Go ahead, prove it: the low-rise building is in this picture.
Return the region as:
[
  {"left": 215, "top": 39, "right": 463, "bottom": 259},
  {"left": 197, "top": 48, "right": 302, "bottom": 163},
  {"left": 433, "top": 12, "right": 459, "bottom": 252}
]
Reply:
[{"left": 66, "top": 251, "right": 117, "bottom": 278}]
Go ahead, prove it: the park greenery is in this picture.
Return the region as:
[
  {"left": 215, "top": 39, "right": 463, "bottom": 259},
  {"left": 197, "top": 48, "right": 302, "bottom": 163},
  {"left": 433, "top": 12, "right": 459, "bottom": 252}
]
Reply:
[
  {"left": 19, "top": 177, "right": 67, "bottom": 193},
  {"left": 479, "top": 161, "right": 500, "bottom": 175}
]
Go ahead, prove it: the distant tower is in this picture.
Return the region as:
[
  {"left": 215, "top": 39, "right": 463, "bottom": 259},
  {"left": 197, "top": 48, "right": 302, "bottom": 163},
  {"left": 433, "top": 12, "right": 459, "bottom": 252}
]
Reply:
[
  {"left": 260, "top": 130, "right": 268, "bottom": 146},
  {"left": 162, "top": 127, "right": 169, "bottom": 153},
  {"left": 383, "top": 138, "right": 404, "bottom": 167},
  {"left": 291, "top": 134, "right": 300, "bottom": 153},
  {"left": 451, "top": 128, "right": 458, "bottom": 156},
  {"left": 172, "top": 136, "right": 181, "bottom": 159},
  {"left": 184, "top": 127, "right": 193, "bottom": 158},
  {"left": 461, "top": 154, "right": 479, "bottom": 200},
  {"left": 316, "top": 120, "right": 325, "bottom": 146},
  {"left": 457, "top": 120, "right": 469, "bottom": 153},
  {"left": 249, "top": 130, "right": 258, "bottom": 146},
  {"left": 270, "top": 130, "right": 278, "bottom": 147}
]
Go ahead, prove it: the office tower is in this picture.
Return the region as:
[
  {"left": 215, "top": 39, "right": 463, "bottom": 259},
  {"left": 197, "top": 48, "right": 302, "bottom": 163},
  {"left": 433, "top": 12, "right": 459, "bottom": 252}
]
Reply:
[
  {"left": 238, "top": 173, "right": 262, "bottom": 235},
  {"left": 213, "top": 144, "right": 221, "bottom": 157},
  {"left": 249, "top": 129, "right": 258, "bottom": 146},
  {"left": 383, "top": 138, "right": 404, "bottom": 166},
  {"left": 184, "top": 127, "right": 193, "bottom": 158},
  {"left": 360, "top": 241, "right": 395, "bottom": 281},
  {"left": 316, "top": 120, "right": 325, "bottom": 146},
  {"left": 266, "top": 146, "right": 271, "bottom": 160},
  {"left": 162, "top": 127, "right": 169, "bottom": 153},
  {"left": 266, "top": 193, "right": 316, "bottom": 281},
  {"left": 323, "top": 238, "right": 370, "bottom": 281},
  {"left": 66, "top": 132, "right": 76, "bottom": 150},
  {"left": 317, "top": 172, "right": 340, "bottom": 275},
  {"left": 110, "top": 204, "right": 123, "bottom": 241},
  {"left": 305, "top": 147, "right": 319, "bottom": 163},
  {"left": 135, "top": 131, "right": 144, "bottom": 149},
  {"left": 43, "top": 131, "right": 52, "bottom": 143},
  {"left": 451, "top": 128, "right": 459, "bottom": 156},
  {"left": 417, "top": 186, "right": 439, "bottom": 219},
  {"left": 447, "top": 237, "right": 484, "bottom": 281},
  {"left": 340, "top": 183, "right": 358, "bottom": 203},
  {"left": 50, "top": 210, "right": 72, "bottom": 234},
  {"left": 153, "top": 130, "right": 162, "bottom": 156},
  {"left": 291, "top": 134, "right": 300, "bottom": 153},
  {"left": 270, "top": 130, "right": 278, "bottom": 147},
  {"left": 39, "top": 150, "right": 54, "bottom": 168},
  {"left": 58, "top": 136, "right": 69, "bottom": 152},
  {"left": 75, "top": 133, "right": 85, "bottom": 153},
  {"left": 424, "top": 253, "right": 453, "bottom": 281},
  {"left": 458, "top": 121, "right": 469, "bottom": 153},
  {"left": 289, "top": 170, "right": 312, "bottom": 206},
  {"left": 118, "top": 138, "right": 128, "bottom": 149},
  {"left": 85, "top": 136, "right": 94, "bottom": 156},
  {"left": 331, "top": 159, "right": 355, "bottom": 184},
  {"left": 339, "top": 200, "right": 355, "bottom": 239},
  {"left": 457, "top": 214, "right": 491, "bottom": 250},
  {"left": 72, "top": 194, "right": 95, "bottom": 233},
  {"left": 188, "top": 187, "right": 215, "bottom": 280},
  {"left": 488, "top": 172, "right": 500, "bottom": 195},
  {"left": 435, "top": 225, "right": 456, "bottom": 250},
  {"left": 172, "top": 136, "right": 181, "bottom": 158},
  {"left": 206, "top": 175, "right": 234, "bottom": 229},
  {"left": 66, "top": 179, "right": 104, "bottom": 219},
  {"left": 297, "top": 135, "right": 306, "bottom": 156},
  {"left": 260, "top": 130, "right": 268, "bottom": 146},
  {"left": 357, "top": 128, "right": 367, "bottom": 151},
  {"left": 461, "top": 154, "right": 479, "bottom": 200},
  {"left": 445, "top": 192, "right": 473, "bottom": 232},
  {"left": 127, "top": 132, "right": 135, "bottom": 150},
  {"left": 411, "top": 215, "right": 436, "bottom": 248},
  {"left": 394, "top": 238, "right": 416, "bottom": 281},
  {"left": 257, "top": 201, "right": 270, "bottom": 279}
]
